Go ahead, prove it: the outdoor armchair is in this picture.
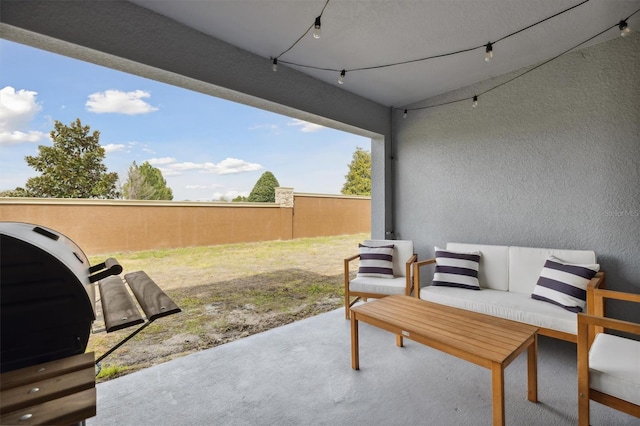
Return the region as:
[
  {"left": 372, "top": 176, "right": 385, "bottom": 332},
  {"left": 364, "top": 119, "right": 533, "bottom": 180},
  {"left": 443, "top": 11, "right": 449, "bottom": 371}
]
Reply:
[
  {"left": 344, "top": 239, "right": 416, "bottom": 319},
  {"left": 577, "top": 288, "right": 640, "bottom": 425}
]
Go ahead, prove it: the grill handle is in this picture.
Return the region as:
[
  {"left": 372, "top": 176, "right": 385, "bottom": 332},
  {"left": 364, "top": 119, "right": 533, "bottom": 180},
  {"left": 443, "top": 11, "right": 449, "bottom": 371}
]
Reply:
[{"left": 88, "top": 257, "right": 123, "bottom": 283}]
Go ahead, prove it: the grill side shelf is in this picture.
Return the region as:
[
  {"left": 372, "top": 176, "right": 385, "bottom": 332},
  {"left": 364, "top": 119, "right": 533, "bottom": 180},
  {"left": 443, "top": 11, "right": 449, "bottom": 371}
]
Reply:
[
  {"left": 98, "top": 276, "right": 145, "bottom": 333},
  {"left": 124, "top": 271, "right": 182, "bottom": 321},
  {"left": 94, "top": 270, "right": 181, "bottom": 365}
]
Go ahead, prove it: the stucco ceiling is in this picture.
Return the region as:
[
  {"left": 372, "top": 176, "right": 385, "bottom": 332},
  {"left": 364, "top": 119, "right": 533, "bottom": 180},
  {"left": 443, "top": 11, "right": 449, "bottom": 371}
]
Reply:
[{"left": 130, "top": 0, "right": 640, "bottom": 107}]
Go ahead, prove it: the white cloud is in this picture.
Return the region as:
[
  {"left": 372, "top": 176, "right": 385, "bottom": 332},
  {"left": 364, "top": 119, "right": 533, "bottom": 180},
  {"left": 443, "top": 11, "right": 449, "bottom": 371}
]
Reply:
[
  {"left": 148, "top": 157, "right": 177, "bottom": 165},
  {"left": 102, "top": 143, "right": 126, "bottom": 153},
  {"left": 249, "top": 124, "right": 279, "bottom": 131},
  {"left": 0, "top": 130, "right": 48, "bottom": 145},
  {"left": 186, "top": 184, "right": 223, "bottom": 190},
  {"left": 0, "top": 86, "right": 48, "bottom": 145},
  {"left": 149, "top": 157, "right": 262, "bottom": 175},
  {"left": 86, "top": 89, "right": 158, "bottom": 115},
  {"left": 287, "top": 118, "right": 324, "bottom": 133},
  {"left": 171, "top": 161, "right": 205, "bottom": 171},
  {"left": 157, "top": 167, "right": 182, "bottom": 177},
  {"left": 203, "top": 157, "right": 262, "bottom": 175}
]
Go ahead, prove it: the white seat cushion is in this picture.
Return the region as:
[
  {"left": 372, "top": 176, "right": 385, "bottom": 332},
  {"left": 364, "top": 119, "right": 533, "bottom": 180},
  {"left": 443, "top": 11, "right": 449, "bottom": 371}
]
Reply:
[
  {"left": 419, "top": 286, "right": 577, "bottom": 334},
  {"left": 350, "top": 276, "right": 408, "bottom": 296},
  {"left": 589, "top": 333, "right": 640, "bottom": 405}
]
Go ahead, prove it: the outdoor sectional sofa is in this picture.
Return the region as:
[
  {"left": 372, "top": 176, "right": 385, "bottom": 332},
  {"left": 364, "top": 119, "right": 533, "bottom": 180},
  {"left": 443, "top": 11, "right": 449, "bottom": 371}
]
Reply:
[{"left": 413, "top": 242, "right": 605, "bottom": 342}]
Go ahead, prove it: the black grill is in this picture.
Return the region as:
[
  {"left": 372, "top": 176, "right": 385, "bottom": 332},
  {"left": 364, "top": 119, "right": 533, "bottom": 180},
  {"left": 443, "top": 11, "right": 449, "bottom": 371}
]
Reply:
[
  {"left": 1, "top": 221, "right": 181, "bottom": 374},
  {"left": 0, "top": 222, "right": 100, "bottom": 373}
]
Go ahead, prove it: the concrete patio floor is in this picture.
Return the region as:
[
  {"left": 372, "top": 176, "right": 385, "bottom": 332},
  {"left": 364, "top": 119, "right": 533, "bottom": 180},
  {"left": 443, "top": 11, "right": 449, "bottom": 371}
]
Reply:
[{"left": 88, "top": 306, "right": 637, "bottom": 426}]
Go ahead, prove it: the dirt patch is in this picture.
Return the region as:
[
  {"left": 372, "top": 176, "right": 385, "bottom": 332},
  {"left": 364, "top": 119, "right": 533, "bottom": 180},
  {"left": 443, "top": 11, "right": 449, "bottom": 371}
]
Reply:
[{"left": 88, "top": 234, "right": 366, "bottom": 381}]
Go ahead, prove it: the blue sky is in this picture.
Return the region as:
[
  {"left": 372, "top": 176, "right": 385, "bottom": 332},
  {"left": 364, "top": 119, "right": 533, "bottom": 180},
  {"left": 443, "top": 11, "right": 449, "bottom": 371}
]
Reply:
[{"left": 0, "top": 39, "right": 369, "bottom": 201}]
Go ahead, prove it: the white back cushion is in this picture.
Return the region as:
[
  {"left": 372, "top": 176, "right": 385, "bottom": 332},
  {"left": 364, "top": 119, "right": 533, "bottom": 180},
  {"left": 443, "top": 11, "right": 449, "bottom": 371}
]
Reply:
[
  {"left": 364, "top": 240, "right": 413, "bottom": 278},
  {"left": 446, "top": 243, "right": 509, "bottom": 290},
  {"left": 509, "top": 246, "right": 596, "bottom": 295}
]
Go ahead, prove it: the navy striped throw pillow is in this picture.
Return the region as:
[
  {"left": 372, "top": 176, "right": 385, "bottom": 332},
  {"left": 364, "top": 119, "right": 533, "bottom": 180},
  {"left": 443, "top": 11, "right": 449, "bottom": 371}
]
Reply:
[
  {"left": 433, "top": 248, "right": 481, "bottom": 290},
  {"left": 531, "top": 255, "right": 599, "bottom": 312},
  {"left": 357, "top": 244, "right": 395, "bottom": 278}
]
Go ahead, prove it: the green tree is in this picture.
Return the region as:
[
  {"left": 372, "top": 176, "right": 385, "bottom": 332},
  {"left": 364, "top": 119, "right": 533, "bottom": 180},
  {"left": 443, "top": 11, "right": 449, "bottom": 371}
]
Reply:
[
  {"left": 121, "top": 161, "right": 155, "bottom": 200},
  {"left": 247, "top": 171, "right": 280, "bottom": 202},
  {"left": 341, "top": 147, "right": 371, "bottom": 196},
  {"left": 0, "top": 188, "right": 29, "bottom": 197},
  {"left": 122, "top": 161, "right": 173, "bottom": 200},
  {"left": 20, "top": 118, "right": 119, "bottom": 198},
  {"left": 232, "top": 195, "right": 248, "bottom": 202}
]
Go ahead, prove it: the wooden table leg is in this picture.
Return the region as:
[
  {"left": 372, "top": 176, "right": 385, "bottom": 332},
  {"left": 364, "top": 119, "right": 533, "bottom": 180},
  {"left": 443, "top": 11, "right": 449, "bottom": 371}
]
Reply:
[
  {"left": 396, "top": 334, "right": 403, "bottom": 347},
  {"left": 351, "top": 312, "right": 359, "bottom": 370},
  {"left": 492, "top": 363, "right": 505, "bottom": 426},
  {"left": 527, "top": 334, "right": 538, "bottom": 403}
]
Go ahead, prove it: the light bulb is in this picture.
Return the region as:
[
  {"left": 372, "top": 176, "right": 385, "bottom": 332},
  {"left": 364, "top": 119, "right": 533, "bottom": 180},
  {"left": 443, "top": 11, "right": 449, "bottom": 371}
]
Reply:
[
  {"left": 619, "top": 20, "right": 631, "bottom": 37},
  {"left": 272, "top": 58, "right": 278, "bottom": 72},
  {"left": 403, "top": 109, "right": 408, "bottom": 119},
  {"left": 338, "top": 70, "right": 345, "bottom": 85},
  {"left": 313, "top": 16, "right": 321, "bottom": 39},
  {"left": 485, "top": 42, "right": 493, "bottom": 62},
  {"left": 472, "top": 96, "right": 478, "bottom": 108}
]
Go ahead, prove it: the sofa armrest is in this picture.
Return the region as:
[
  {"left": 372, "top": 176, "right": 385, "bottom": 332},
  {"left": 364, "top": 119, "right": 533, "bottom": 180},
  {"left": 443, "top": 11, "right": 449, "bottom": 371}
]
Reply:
[
  {"left": 413, "top": 258, "right": 436, "bottom": 298},
  {"left": 586, "top": 271, "right": 606, "bottom": 315}
]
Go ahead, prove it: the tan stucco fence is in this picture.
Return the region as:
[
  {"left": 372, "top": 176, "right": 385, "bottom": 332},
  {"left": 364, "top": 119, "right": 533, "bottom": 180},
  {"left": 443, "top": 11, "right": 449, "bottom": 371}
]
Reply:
[{"left": 0, "top": 188, "right": 370, "bottom": 255}]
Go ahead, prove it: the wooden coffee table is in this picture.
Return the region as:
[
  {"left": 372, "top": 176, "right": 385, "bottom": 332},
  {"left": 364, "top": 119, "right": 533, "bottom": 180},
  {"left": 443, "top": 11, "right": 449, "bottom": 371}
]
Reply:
[{"left": 350, "top": 295, "right": 538, "bottom": 426}]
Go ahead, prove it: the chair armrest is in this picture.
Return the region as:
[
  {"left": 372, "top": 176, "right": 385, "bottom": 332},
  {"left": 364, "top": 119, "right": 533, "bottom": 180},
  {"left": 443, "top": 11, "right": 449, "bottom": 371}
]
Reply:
[
  {"left": 404, "top": 254, "right": 418, "bottom": 295},
  {"left": 413, "top": 258, "right": 436, "bottom": 298},
  {"left": 583, "top": 286, "right": 640, "bottom": 345},
  {"left": 344, "top": 254, "right": 360, "bottom": 291},
  {"left": 578, "top": 313, "right": 640, "bottom": 336},
  {"left": 344, "top": 253, "right": 360, "bottom": 264}
]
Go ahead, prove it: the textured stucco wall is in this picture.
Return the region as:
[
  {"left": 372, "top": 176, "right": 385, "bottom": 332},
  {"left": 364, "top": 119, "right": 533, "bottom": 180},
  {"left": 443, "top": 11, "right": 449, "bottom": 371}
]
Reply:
[{"left": 394, "top": 33, "right": 640, "bottom": 321}]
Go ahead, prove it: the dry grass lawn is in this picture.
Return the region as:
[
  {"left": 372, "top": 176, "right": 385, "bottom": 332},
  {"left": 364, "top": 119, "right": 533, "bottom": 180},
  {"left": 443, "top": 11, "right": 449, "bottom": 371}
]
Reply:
[{"left": 87, "top": 233, "right": 368, "bottom": 381}]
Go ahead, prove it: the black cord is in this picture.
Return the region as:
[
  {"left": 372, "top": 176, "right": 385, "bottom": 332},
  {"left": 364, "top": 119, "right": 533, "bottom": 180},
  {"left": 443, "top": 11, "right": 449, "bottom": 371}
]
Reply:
[
  {"left": 493, "top": 0, "right": 590, "bottom": 44},
  {"left": 275, "top": 0, "right": 330, "bottom": 60},
  {"left": 276, "top": 0, "right": 593, "bottom": 74},
  {"left": 400, "top": 7, "right": 640, "bottom": 113}
]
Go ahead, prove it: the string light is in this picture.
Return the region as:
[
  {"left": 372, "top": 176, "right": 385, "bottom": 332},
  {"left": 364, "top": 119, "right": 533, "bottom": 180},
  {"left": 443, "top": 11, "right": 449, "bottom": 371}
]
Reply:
[
  {"left": 313, "top": 16, "right": 322, "bottom": 39},
  {"left": 271, "top": 0, "right": 639, "bottom": 104},
  {"left": 397, "top": 9, "right": 639, "bottom": 115},
  {"left": 485, "top": 42, "right": 493, "bottom": 62},
  {"left": 274, "top": 0, "right": 604, "bottom": 76},
  {"left": 270, "top": 0, "right": 330, "bottom": 70},
  {"left": 619, "top": 20, "right": 631, "bottom": 37},
  {"left": 403, "top": 109, "right": 408, "bottom": 118}
]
